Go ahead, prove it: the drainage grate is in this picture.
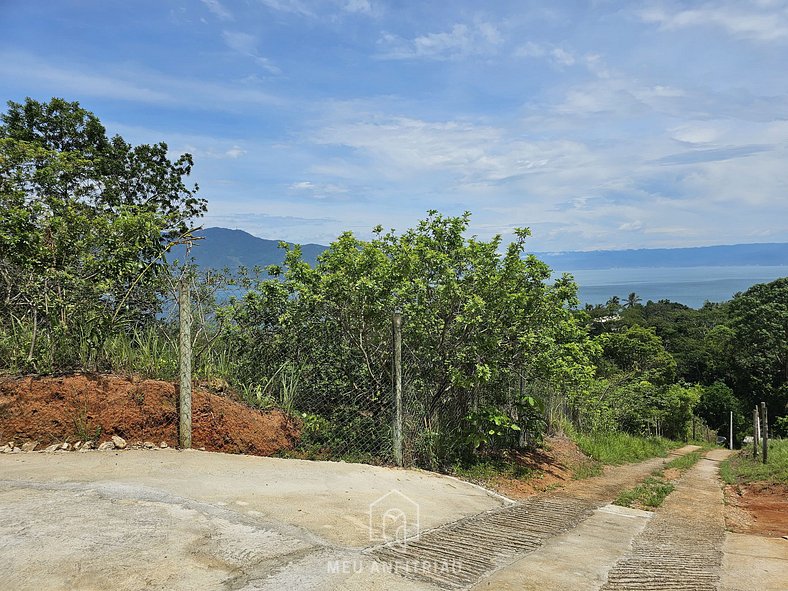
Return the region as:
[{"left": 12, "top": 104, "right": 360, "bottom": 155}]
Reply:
[{"left": 370, "top": 495, "right": 596, "bottom": 589}]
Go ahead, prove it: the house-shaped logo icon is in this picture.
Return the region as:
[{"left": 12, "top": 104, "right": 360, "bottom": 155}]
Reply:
[{"left": 368, "top": 489, "right": 420, "bottom": 547}]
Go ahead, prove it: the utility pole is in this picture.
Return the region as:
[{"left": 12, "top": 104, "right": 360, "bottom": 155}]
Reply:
[
  {"left": 179, "top": 274, "right": 192, "bottom": 449},
  {"left": 392, "top": 310, "right": 403, "bottom": 467},
  {"left": 729, "top": 411, "right": 733, "bottom": 450}
]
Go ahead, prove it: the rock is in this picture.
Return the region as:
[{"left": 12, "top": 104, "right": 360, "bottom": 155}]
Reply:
[
  {"left": 72, "top": 441, "right": 82, "bottom": 451},
  {"left": 199, "top": 447, "right": 206, "bottom": 451},
  {"left": 0, "top": 445, "right": 11, "bottom": 454},
  {"left": 160, "top": 442, "right": 168, "bottom": 449},
  {"left": 81, "top": 441, "right": 95, "bottom": 450},
  {"left": 12, "top": 447, "right": 21, "bottom": 453},
  {"left": 111, "top": 435, "right": 127, "bottom": 449},
  {"left": 60, "top": 442, "right": 71, "bottom": 451},
  {"left": 21, "top": 441, "right": 38, "bottom": 452},
  {"left": 43, "top": 444, "right": 60, "bottom": 453},
  {"left": 143, "top": 441, "right": 156, "bottom": 449},
  {"left": 98, "top": 441, "right": 116, "bottom": 451},
  {"left": 7, "top": 441, "right": 15, "bottom": 448}
]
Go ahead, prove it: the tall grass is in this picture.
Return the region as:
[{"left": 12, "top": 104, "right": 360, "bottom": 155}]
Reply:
[
  {"left": 721, "top": 439, "right": 788, "bottom": 485},
  {"left": 572, "top": 431, "right": 678, "bottom": 465}
]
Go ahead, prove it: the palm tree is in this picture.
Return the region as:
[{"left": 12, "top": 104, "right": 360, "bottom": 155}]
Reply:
[{"left": 625, "top": 292, "right": 642, "bottom": 309}]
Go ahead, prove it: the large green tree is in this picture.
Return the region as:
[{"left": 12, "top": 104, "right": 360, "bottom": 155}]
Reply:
[
  {"left": 728, "top": 278, "right": 788, "bottom": 417},
  {"left": 0, "top": 97, "right": 206, "bottom": 371}
]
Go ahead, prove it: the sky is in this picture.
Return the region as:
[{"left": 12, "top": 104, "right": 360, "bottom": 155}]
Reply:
[{"left": 1, "top": 0, "right": 787, "bottom": 251}]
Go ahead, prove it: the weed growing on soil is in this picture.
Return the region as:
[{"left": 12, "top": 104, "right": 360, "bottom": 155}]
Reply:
[
  {"left": 615, "top": 475, "right": 675, "bottom": 508},
  {"left": 571, "top": 459, "right": 604, "bottom": 480},
  {"left": 720, "top": 440, "right": 788, "bottom": 485},
  {"left": 572, "top": 431, "right": 678, "bottom": 465},
  {"left": 614, "top": 449, "right": 704, "bottom": 510},
  {"left": 451, "top": 457, "right": 538, "bottom": 483},
  {"left": 665, "top": 450, "right": 704, "bottom": 471}
]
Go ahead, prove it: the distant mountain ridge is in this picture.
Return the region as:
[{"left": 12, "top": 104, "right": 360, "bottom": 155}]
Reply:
[
  {"left": 538, "top": 242, "right": 788, "bottom": 270},
  {"left": 174, "top": 227, "right": 788, "bottom": 272},
  {"left": 170, "top": 227, "right": 325, "bottom": 270}
]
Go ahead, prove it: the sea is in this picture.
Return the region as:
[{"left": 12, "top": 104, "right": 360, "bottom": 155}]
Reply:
[{"left": 550, "top": 265, "right": 788, "bottom": 309}]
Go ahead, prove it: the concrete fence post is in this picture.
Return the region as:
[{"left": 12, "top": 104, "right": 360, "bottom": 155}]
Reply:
[
  {"left": 753, "top": 407, "right": 759, "bottom": 458},
  {"left": 179, "top": 274, "right": 192, "bottom": 449},
  {"left": 761, "top": 401, "right": 768, "bottom": 464},
  {"left": 392, "top": 310, "right": 403, "bottom": 467}
]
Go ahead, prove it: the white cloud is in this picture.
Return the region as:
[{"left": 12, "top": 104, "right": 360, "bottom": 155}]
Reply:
[
  {"left": 342, "top": 0, "right": 372, "bottom": 14},
  {"left": 222, "top": 31, "right": 281, "bottom": 74},
  {"left": 0, "top": 52, "right": 283, "bottom": 109},
  {"left": 201, "top": 0, "right": 233, "bottom": 21},
  {"left": 259, "top": 0, "right": 315, "bottom": 17},
  {"left": 640, "top": 1, "right": 788, "bottom": 43},
  {"left": 378, "top": 22, "right": 504, "bottom": 60}
]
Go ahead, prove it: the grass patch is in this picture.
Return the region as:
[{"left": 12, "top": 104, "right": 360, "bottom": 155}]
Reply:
[
  {"left": 452, "top": 457, "right": 538, "bottom": 483},
  {"left": 571, "top": 459, "right": 604, "bottom": 480},
  {"left": 614, "top": 447, "right": 705, "bottom": 510},
  {"left": 615, "top": 475, "right": 675, "bottom": 508},
  {"left": 665, "top": 450, "right": 704, "bottom": 471},
  {"left": 720, "top": 439, "right": 788, "bottom": 485},
  {"left": 572, "top": 431, "right": 678, "bottom": 465}
]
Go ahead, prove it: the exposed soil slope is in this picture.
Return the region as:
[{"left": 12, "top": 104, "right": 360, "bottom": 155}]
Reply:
[
  {"left": 0, "top": 374, "right": 299, "bottom": 456},
  {"left": 724, "top": 482, "right": 788, "bottom": 537}
]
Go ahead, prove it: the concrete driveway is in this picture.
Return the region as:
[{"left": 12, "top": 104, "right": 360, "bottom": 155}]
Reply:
[{"left": 0, "top": 449, "right": 507, "bottom": 590}]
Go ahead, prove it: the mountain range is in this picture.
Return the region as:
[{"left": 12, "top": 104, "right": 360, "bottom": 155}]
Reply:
[{"left": 172, "top": 227, "right": 788, "bottom": 272}]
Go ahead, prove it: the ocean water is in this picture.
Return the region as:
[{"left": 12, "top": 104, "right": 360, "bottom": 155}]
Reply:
[{"left": 550, "top": 265, "right": 788, "bottom": 308}]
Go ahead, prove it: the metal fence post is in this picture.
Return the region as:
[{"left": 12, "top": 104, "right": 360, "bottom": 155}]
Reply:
[
  {"left": 179, "top": 275, "right": 192, "bottom": 449},
  {"left": 392, "top": 310, "right": 403, "bottom": 467}
]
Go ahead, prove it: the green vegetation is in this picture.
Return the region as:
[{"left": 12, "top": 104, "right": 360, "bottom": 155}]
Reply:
[
  {"left": 615, "top": 476, "right": 675, "bottom": 509},
  {"left": 665, "top": 450, "right": 704, "bottom": 471},
  {"left": 615, "top": 449, "right": 704, "bottom": 509},
  {"left": 1, "top": 97, "right": 786, "bottom": 474},
  {"left": 720, "top": 440, "right": 788, "bottom": 485},
  {"left": 572, "top": 431, "right": 677, "bottom": 465}
]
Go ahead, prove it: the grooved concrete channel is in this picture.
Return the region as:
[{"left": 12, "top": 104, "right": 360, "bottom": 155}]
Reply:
[
  {"left": 371, "top": 496, "right": 597, "bottom": 589},
  {"left": 1, "top": 446, "right": 785, "bottom": 590}
]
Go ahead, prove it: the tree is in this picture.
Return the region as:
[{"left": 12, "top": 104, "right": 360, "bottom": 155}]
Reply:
[
  {"left": 228, "top": 211, "right": 597, "bottom": 467},
  {"left": 0, "top": 97, "right": 206, "bottom": 371},
  {"left": 727, "top": 278, "right": 788, "bottom": 417},
  {"left": 596, "top": 325, "right": 676, "bottom": 386},
  {"left": 625, "top": 292, "right": 642, "bottom": 309}
]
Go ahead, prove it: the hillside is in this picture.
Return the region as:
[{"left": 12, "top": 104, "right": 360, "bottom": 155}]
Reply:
[
  {"left": 176, "top": 228, "right": 788, "bottom": 272},
  {"left": 169, "top": 227, "right": 326, "bottom": 271}
]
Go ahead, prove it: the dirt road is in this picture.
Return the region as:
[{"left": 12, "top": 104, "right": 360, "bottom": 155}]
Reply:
[{"left": 1, "top": 447, "right": 785, "bottom": 590}]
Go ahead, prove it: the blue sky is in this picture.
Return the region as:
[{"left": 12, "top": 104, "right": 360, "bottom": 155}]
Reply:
[{"left": 1, "top": 1, "right": 787, "bottom": 251}]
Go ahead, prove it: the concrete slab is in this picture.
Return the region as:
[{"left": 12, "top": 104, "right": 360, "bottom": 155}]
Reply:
[
  {"left": 0, "top": 449, "right": 507, "bottom": 547},
  {"left": 470, "top": 504, "right": 652, "bottom": 590},
  {"left": 720, "top": 532, "right": 788, "bottom": 591},
  {"left": 0, "top": 450, "right": 506, "bottom": 590}
]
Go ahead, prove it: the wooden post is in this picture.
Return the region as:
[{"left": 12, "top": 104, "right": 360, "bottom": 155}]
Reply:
[
  {"left": 753, "top": 407, "right": 759, "bottom": 458},
  {"left": 761, "top": 401, "right": 768, "bottom": 464},
  {"left": 179, "top": 275, "right": 192, "bottom": 449},
  {"left": 392, "top": 310, "right": 403, "bottom": 467}
]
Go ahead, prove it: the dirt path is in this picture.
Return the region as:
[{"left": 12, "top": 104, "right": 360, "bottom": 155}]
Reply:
[{"left": 600, "top": 448, "right": 733, "bottom": 590}]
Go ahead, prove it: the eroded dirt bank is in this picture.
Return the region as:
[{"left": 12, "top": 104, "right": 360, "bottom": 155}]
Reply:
[{"left": 0, "top": 374, "right": 299, "bottom": 456}]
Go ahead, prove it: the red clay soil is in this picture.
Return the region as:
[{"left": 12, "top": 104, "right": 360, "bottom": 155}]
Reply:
[
  {"left": 488, "top": 435, "right": 598, "bottom": 498},
  {"left": 0, "top": 374, "right": 300, "bottom": 456},
  {"left": 724, "top": 482, "right": 788, "bottom": 538}
]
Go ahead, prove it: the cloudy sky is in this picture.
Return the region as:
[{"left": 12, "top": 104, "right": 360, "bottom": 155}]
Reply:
[{"left": 1, "top": 1, "right": 787, "bottom": 250}]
